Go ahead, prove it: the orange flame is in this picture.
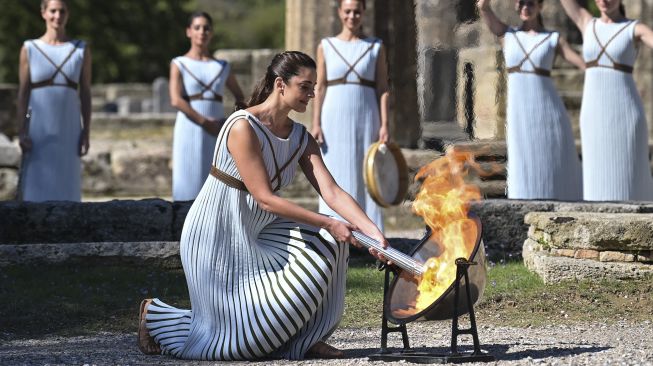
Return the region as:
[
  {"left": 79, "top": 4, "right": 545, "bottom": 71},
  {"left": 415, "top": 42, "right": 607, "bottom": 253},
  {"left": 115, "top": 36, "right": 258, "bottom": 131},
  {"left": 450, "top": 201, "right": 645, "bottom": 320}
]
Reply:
[{"left": 411, "top": 149, "right": 484, "bottom": 312}]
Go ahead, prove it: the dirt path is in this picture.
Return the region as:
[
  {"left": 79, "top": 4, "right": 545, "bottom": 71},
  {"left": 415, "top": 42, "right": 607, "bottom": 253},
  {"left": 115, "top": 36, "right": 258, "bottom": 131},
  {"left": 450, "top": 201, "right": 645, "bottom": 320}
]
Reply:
[{"left": 2, "top": 321, "right": 652, "bottom": 365}]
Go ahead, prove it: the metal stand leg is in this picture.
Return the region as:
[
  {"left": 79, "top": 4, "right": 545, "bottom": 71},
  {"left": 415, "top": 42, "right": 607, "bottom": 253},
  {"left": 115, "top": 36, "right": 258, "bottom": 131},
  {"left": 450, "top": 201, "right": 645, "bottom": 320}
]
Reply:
[
  {"left": 379, "top": 268, "right": 410, "bottom": 353},
  {"left": 451, "top": 258, "right": 486, "bottom": 356}
]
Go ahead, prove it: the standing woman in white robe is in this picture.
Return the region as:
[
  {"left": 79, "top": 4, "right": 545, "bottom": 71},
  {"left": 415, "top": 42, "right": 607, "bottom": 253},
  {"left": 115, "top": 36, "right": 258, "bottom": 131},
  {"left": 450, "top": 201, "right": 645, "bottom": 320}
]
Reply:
[
  {"left": 311, "top": 0, "right": 390, "bottom": 230},
  {"left": 560, "top": 0, "right": 653, "bottom": 201},
  {"left": 17, "top": 0, "right": 92, "bottom": 202},
  {"left": 478, "top": 0, "right": 584, "bottom": 200},
  {"left": 170, "top": 12, "right": 245, "bottom": 201}
]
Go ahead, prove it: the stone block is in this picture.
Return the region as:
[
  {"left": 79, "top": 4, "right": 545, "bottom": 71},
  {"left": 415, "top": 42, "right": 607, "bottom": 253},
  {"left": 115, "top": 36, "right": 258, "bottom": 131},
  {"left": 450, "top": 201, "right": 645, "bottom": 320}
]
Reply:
[
  {"left": 550, "top": 248, "right": 575, "bottom": 258},
  {"left": 0, "top": 134, "right": 20, "bottom": 168},
  {"left": 0, "top": 199, "right": 174, "bottom": 244},
  {"left": 524, "top": 212, "right": 653, "bottom": 251},
  {"left": 0, "top": 168, "right": 18, "bottom": 200},
  {"left": 111, "top": 144, "right": 171, "bottom": 196},
  {"left": 172, "top": 201, "right": 192, "bottom": 240},
  {"left": 599, "top": 251, "right": 636, "bottom": 263},
  {"left": 637, "top": 251, "right": 653, "bottom": 263},
  {"left": 574, "top": 249, "right": 599, "bottom": 260},
  {"left": 82, "top": 150, "right": 113, "bottom": 194},
  {"left": 0, "top": 241, "right": 181, "bottom": 268},
  {"left": 524, "top": 239, "right": 653, "bottom": 284},
  {"left": 470, "top": 199, "right": 556, "bottom": 260}
]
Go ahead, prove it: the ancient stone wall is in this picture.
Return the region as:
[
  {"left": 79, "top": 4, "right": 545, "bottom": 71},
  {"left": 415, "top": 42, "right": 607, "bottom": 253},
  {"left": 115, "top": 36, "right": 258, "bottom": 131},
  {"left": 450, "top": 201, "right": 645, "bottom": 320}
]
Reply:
[{"left": 524, "top": 211, "right": 653, "bottom": 283}]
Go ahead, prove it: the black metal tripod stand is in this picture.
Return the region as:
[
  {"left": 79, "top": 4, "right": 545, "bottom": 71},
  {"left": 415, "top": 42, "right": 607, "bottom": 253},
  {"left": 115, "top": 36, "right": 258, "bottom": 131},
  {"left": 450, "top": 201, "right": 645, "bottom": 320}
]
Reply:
[{"left": 368, "top": 258, "right": 495, "bottom": 363}]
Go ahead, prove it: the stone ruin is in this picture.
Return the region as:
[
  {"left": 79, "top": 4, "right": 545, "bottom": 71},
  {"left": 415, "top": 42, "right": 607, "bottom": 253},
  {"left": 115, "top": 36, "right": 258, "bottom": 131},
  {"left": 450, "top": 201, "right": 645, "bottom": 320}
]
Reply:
[{"left": 524, "top": 212, "right": 653, "bottom": 283}]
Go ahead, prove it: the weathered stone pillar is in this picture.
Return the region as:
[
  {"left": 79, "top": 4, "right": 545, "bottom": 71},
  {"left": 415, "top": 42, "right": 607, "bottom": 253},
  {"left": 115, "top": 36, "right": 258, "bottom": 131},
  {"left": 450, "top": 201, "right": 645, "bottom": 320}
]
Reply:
[
  {"left": 630, "top": 0, "right": 653, "bottom": 138},
  {"left": 374, "top": 0, "right": 420, "bottom": 147},
  {"left": 414, "top": 0, "right": 464, "bottom": 148}
]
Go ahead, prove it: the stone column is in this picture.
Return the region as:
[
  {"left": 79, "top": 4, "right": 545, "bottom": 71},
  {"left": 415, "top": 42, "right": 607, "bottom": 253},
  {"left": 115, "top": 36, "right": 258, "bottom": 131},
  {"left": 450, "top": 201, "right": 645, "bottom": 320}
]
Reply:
[
  {"left": 415, "top": 0, "right": 470, "bottom": 148},
  {"left": 630, "top": 0, "right": 653, "bottom": 138},
  {"left": 374, "top": 0, "right": 421, "bottom": 148}
]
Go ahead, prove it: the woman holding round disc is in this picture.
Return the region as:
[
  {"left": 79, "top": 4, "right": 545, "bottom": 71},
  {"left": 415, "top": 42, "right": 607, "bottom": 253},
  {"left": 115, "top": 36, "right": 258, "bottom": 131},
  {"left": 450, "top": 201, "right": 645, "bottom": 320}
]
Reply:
[{"left": 311, "top": 0, "right": 390, "bottom": 229}]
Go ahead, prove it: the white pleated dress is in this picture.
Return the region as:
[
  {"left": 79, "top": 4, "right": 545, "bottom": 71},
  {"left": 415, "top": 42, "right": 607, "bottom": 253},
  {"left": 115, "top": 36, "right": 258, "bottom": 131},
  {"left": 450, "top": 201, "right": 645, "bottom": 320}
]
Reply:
[
  {"left": 503, "top": 29, "right": 583, "bottom": 200},
  {"left": 580, "top": 19, "right": 653, "bottom": 201},
  {"left": 172, "top": 57, "right": 230, "bottom": 201},
  {"left": 146, "top": 111, "right": 348, "bottom": 361},
  {"left": 318, "top": 37, "right": 384, "bottom": 231},
  {"left": 22, "top": 39, "right": 85, "bottom": 202}
]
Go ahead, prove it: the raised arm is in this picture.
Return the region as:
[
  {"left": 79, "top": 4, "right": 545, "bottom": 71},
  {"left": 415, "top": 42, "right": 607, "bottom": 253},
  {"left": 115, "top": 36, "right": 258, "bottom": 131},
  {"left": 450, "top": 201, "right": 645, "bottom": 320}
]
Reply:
[
  {"left": 78, "top": 46, "right": 92, "bottom": 156},
  {"left": 375, "top": 44, "right": 390, "bottom": 143},
  {"left": 169, "top": 61, "right": 222, "bottom": 136},
  {"left": 310, "top": 43, "right": 327, "bottom": 145},
  {"left": 477, "top": 0, "right": 509, "bottom": 37},
  {"left": 635, "top": 22, "right": 653, "bottom": 50},
  {"left": 560, "top": 0, "right": 593, "bottom": 33},
  {"left": 557, "top": 36, "right": 586, "bottom": 70},
  {"left": 225, "top": 72, "right": 246, "bottom": 110},
  {"left": 16, "top": 45, "right": 31, "bottom": 152}
]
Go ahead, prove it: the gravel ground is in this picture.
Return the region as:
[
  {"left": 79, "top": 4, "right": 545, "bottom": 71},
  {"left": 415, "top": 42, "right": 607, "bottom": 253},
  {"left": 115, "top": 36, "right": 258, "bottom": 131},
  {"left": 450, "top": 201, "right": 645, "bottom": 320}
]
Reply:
[{"left": 1, "top": 321, "right": 651, "bottom": 365}]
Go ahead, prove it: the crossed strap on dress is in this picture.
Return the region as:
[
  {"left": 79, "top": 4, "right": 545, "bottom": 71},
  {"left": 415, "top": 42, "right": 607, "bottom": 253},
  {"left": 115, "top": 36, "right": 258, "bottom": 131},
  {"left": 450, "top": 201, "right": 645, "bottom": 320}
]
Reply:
[
  {"left": 178, "top": 59, "right": 226, "bottom": 102},
  {"left": 325, "top": 38, "right": 377, "bottom": 89},
  {"left": 29, "top": 40, "right": 82, "bottom": 90},
  {"left": 506, "top": 32, "right": 553, "bottom": 77},
  {"left": 585, "top": 19, "right": 635, "bottom": 74},
  {"left": 209, "top": 112, "right": 308, "bottom": 193}
]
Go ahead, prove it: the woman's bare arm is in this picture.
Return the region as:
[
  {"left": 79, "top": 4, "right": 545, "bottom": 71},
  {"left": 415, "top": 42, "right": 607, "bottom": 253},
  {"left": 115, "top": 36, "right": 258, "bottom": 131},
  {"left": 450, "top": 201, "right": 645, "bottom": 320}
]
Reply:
[
  {"left": 560, "top": 0, "right": 593, "bottom": 32},
  {"left": 169, "top": 61, "right": 221, "bottom": 135},
  {"left": 78, "top": 46, "right": 92, "bottom": 156},
  {"left": 557, "top": 36, "right": 586, "bottom": 70},
  {"left": 635, "top": 22, "right": 653, "bottom": 50},
  {"left": 375, "top": 44, "right": 390, "bottom": 143},
  {"left": 16, "top": 45, "right": 31, "bottom": 152},
  {"left": 310, "top": 44, "right": 327, "bottom": 144},
  {"left": 477, "top": 0, "right": 509, "bottom": 37},
  {"left": 299, "top": 134, "right": 386, "bottom": 245},
  {"left": 226, "top": 119, "right": 366, "bottom": 246}
]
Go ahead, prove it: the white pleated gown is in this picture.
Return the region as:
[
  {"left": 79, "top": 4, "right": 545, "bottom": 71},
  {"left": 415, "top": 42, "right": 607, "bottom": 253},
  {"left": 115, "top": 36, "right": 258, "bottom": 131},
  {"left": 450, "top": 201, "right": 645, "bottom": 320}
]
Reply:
[
  {"left": 172, "top": 57, "right": 229, "bottom": 201},
  {"left": 580, "top": 19, "right": 653, "bottom": 201},
  {"left": 22, "top": 39, "right": 85, "bottom": 202},
  {"left": 504, "top": 29, "right": 583, "bottom": 200},
  {"left": 318, "top": 37, "right": 384, "bottom": 231},
  {"left": 146, "top": 111, "right": 349, "bottom": 360}
]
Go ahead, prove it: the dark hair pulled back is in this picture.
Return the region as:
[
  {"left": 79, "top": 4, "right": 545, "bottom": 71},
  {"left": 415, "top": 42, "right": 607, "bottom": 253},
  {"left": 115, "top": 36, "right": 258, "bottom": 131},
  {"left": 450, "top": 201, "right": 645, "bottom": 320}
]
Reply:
[
  {"left": 188, "top": 11, "right": 213, "bottom": 27},
  {"left": 619, "top": 3, "right": 626, "bottom": 17},
  {"left": 247, "top": 51, "right": 316, "bottom": 107}
]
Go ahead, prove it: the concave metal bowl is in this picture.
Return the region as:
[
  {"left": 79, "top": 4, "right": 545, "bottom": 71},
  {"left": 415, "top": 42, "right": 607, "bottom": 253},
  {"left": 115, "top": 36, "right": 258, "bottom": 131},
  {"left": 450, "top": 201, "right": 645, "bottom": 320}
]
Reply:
[{"left": 384, "top": 214, "right": 487, "bottom": 325}]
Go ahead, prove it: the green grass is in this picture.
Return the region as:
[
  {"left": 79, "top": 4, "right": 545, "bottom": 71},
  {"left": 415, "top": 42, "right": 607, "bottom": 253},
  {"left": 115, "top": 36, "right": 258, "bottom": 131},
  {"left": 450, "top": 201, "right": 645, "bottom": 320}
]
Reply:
[{"left": 0, "top": 261, "right": 651, "bottom": 339}]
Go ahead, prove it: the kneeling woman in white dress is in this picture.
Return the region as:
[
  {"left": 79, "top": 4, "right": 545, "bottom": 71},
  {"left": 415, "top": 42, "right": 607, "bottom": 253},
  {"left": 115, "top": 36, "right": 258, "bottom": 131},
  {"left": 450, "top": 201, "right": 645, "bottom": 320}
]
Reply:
[
  {"left": 478, "top": 0, "right": 584, "bottom": 200},
  {"left": 17, "top": 0, "right": 92, "bottom": 202},
  {"left": 138, "top": 51, "right": 387, "bottom": 360},
  {"left": 170, "top": 12, "right": 245, "bottom": 201},
  {"left": 561, "top": 0, "right": 653, "bottom": 201}
]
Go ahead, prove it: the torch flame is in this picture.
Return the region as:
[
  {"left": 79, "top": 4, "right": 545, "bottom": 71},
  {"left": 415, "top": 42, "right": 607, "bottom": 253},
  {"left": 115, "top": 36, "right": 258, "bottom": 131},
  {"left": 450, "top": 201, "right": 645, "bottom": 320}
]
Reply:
[{"left": 411, "top": 149, "right": 484, "bottom": 312}]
